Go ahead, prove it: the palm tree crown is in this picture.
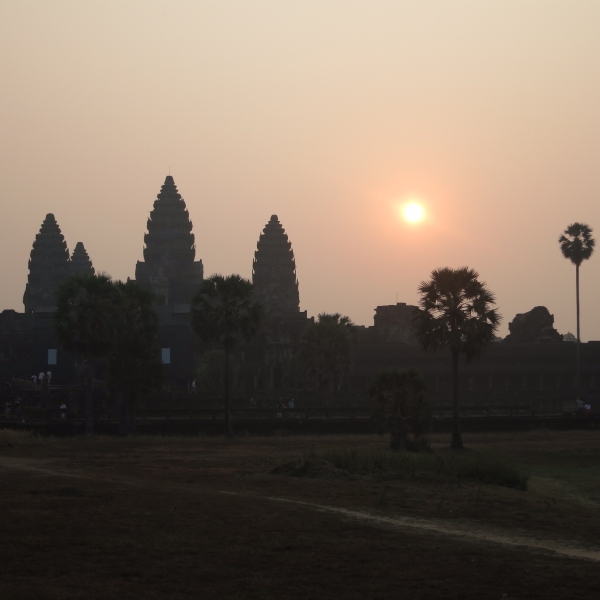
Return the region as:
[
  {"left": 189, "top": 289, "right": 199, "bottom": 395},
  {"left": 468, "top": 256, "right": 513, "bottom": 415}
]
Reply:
[
  {"left": 297, "top": 313, "right": 355, "bottom": 394},
  {"left": 559, "top": 223, "right": 595, "bottom": 267},
  {"left": 54, "top": 274, "right": 119, "bottom": 360},
  {"left": 413, "top": 267, "right": 500, "bottom": 362},
  {"left": 191, "top": 274, "right": 263, "bottom": 350}
]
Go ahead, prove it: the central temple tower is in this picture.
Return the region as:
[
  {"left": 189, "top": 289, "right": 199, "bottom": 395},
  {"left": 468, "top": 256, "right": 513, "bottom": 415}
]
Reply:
[{"left": 135, "top": 175, "right": 203, "bottom": 305}]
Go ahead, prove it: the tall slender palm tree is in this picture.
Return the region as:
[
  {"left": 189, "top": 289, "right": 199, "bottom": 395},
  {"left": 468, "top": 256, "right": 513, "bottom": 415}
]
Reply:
[
  {"left": 191, "top": 275, "right": 262, "bottom": 436},
  {"left": 296, "top": 313, "right": 355, "bottom": 406},
  {"left": 54, "top": 274, "right": 119, "bottom": 434},
  {"left": 413, "top": 267, "right": 501, "bottom": 450},
  {"left": 106, "top": 280, "right": 162, "bottom": 435},
  {"left": 559, "top": 223, "right": 595, "bottom": 401}
]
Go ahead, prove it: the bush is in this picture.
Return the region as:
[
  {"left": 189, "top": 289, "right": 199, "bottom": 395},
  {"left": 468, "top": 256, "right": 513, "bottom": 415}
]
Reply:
[
  {"left": 369, "top": 369, "right": 431, "bottom": 451},
  {"left": 0, "top": 429, "right": 45, "bottom": 446},
  {"left": 309, "top": 446, "right": 528, "bottom": 490},
  {"left": 405, "top": 436, "right": 432, "bottom": 453},
  {"left": 452, "top": 453, "right": 529, "bottom": 490}
]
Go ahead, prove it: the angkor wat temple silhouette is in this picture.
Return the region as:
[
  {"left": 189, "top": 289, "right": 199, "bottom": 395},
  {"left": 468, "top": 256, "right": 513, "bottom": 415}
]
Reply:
[
  {"left": 22, "top": 176, "right": 302, "bottom": 315},
  {"left": 2, "top": 175, "right": 600, "bottom": 412}
]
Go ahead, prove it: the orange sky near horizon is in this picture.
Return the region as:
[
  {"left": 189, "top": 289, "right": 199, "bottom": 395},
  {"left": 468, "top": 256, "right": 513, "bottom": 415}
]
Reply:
[{"left": 1, "top": 1, "right": 600, "bottom": 338}]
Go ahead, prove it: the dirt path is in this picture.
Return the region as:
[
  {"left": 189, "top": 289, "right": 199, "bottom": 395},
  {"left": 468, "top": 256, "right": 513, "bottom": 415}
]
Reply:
[
  {"left": 253, "top": 494, "right": 600, "bottom": 562},
  {"left": 3, "top": 455, "right": 600, "bottom": 563}
]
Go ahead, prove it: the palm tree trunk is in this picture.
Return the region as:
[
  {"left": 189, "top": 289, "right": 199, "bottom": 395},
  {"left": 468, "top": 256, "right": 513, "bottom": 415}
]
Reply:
[
  {"left": 85, "top": 361, "right": 93, "bottom": 435},
  {"left": 224, "top": 347, "right": 233, "bottom": 437},
  {"left": 118, "top": 391, "right": 127, "bottom": 436},
  {"left": 576, "top": 263, "right": 581, "bottom": 401},
  {"left": 451, "top": 348, "right": 463, "bottom": 450},
  {"left": 390, "top": 413, "right": 407, "bottom": 451}
]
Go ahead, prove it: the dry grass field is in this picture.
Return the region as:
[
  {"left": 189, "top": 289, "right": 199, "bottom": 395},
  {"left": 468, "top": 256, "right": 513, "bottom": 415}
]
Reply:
[{"left": 1, "top": 428, "right": 600, "bottom": 599}]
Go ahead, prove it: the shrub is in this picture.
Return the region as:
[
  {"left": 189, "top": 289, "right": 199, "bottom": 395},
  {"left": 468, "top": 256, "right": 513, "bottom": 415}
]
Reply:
[
  {"left": 369, "top": 369, "right": 431, "bottom": 451},
  {"left": 451, "top": 453, "right": 529, "bottom": 490},
  {"left": 310, "top": 446, "right": 528, "bottom": 490},
  {"left": 405, "top": 436, "right": 432, "bottom": 453}
]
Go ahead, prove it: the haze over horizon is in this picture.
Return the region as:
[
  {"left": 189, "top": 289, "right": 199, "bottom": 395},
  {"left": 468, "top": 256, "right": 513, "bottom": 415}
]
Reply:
[{"left": 2, "top": 1, "right": 600, "bottom": 338}]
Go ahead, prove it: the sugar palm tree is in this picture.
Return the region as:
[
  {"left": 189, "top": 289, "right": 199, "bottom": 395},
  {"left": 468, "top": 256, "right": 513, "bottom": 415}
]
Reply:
[
  {"left": 297, "top": 313, "right": 355, "bottom": 405},
  {"left": 54, "top": 274, "right": 119, "bottom": 434},
  {"left": 191, "top": 275, "right": 262, "bottom": 436},
  {"left": 106, "top": 280, "right": 162, "bottom": 435},
  {"left": 413, "top": 267, "right": 500, "bottom": 450},
  {"left": 559, "top": 223, "right": 595, "bottom": 401}
]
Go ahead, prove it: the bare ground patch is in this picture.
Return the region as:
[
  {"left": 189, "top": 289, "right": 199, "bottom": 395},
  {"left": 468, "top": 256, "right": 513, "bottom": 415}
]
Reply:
[{"left": 2, "top": 430, "right": 600, "bottom": 598}]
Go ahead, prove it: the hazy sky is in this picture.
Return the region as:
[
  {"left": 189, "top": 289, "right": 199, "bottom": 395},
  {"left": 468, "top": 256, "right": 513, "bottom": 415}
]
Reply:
[{"left": 1, "top": 1, "right": 600, "bottom": 337}]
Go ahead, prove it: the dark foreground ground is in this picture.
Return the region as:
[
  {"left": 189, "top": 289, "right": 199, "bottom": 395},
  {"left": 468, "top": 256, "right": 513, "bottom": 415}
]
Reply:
[{"left": 1, "top": 429, "right": 600, "bottom": 599}]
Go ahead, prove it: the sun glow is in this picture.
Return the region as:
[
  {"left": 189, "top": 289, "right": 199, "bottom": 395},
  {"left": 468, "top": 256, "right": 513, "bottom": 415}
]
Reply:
[{"left": 402, "top": 202, "right": 424, "bottom": 224}]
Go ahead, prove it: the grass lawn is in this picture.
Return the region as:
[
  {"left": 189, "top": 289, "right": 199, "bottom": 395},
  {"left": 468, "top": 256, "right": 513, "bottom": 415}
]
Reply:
[{"left": 1, "top": 428, "right": 600, "bottom": 599}]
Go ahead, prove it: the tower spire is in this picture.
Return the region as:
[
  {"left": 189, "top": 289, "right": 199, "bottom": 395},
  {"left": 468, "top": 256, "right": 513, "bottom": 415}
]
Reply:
[
  {"left": 134, "top": 175, "right": 203, "bottom": 304},
  {"left": 252, "top": 215, "right": 300, "bottom": 316},
  {"left": 70, "top": 242, "right": 95, "bottom": 277},
  {"left": 23, "top": 213, "right": 71, "bottom": 313}
]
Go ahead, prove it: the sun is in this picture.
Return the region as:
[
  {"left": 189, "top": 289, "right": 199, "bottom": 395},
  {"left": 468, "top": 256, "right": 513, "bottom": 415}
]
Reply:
[{"left": 403, "top": 202, "right": 424, "bottom": 223}]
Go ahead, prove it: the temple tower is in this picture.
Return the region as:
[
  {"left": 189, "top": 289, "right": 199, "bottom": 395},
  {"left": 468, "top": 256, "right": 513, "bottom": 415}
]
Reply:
[
  {"left": 252, "top": 215, "right": 300, "bottom": 316},
  {"left": 70, "top": 242, "right": 95, "bottom": 277},
  {"left": 135, "top": 175, "right": 203, "bottom": 305},
  {"left": 23, "top": 213, "right": 71, "bottom": 313}
]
